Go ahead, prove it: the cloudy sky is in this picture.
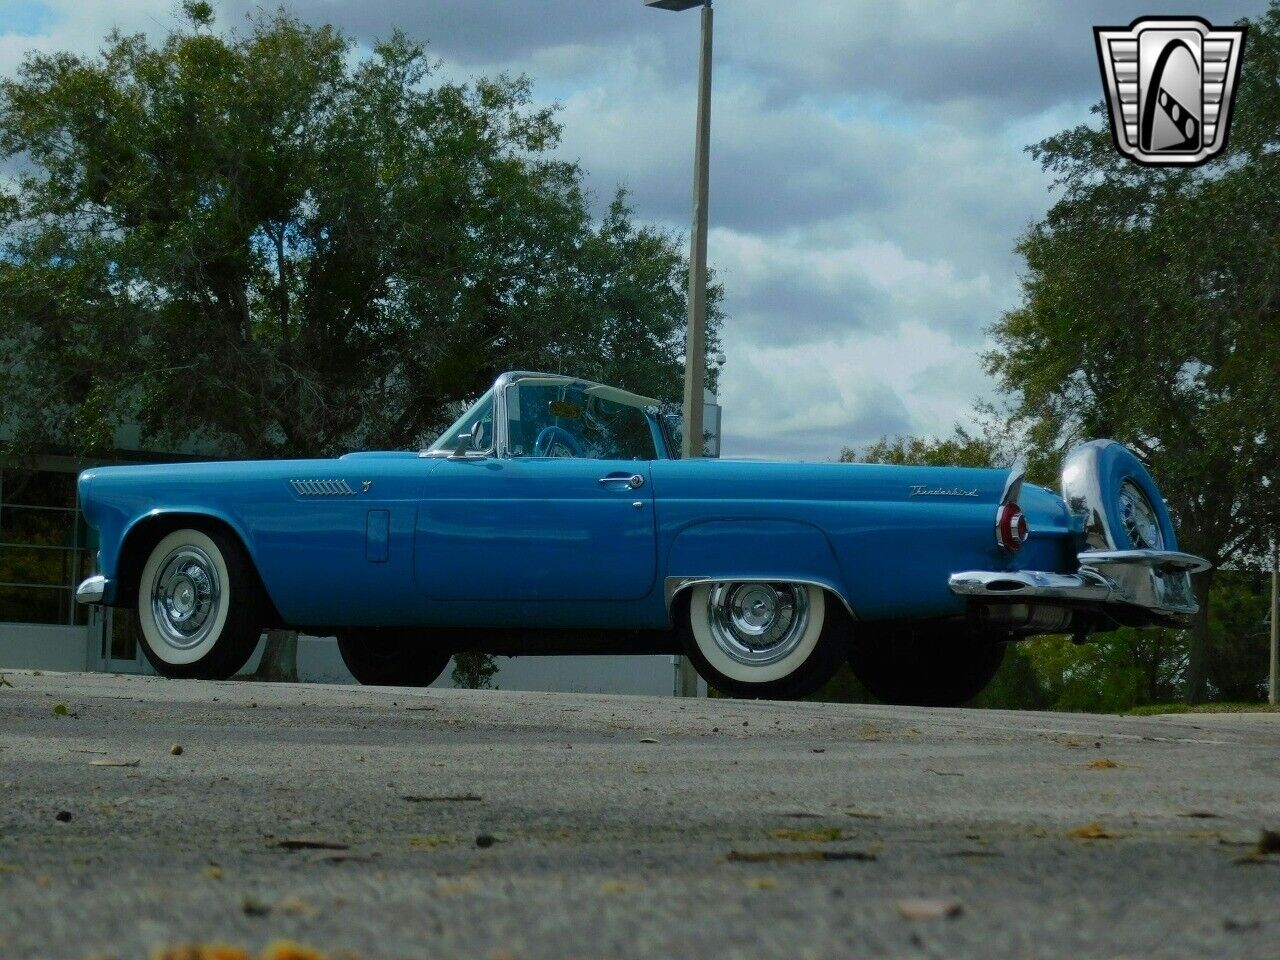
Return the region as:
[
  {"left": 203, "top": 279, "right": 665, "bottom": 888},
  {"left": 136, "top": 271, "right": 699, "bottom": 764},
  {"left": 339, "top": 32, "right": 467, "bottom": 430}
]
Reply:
[{"left": 0, "top": 1, "right": 1264, "bottom": 458}]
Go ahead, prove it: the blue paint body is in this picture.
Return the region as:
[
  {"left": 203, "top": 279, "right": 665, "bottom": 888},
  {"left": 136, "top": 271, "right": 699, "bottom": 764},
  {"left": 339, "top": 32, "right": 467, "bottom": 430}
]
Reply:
[{"left": 77, "top": 432, "right": 1082, "bottom": 634}]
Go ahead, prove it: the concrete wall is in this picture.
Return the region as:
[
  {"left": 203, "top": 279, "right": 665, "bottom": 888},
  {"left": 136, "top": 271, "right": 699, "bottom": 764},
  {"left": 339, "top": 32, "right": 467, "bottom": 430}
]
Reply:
[
  {"left": 246, "top": 634, "right": 685, "bottom": 695},
  {"left": 0, "top": 623, "right": 90, "bottom": 672},
  {"left": 1, "top": 623, "right": 691, "bottom": 696}
]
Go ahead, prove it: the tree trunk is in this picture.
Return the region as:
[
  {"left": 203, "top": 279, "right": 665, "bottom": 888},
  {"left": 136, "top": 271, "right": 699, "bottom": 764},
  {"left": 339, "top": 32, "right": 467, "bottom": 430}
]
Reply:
[
  {"left": 1183, "top": 569, "right": 1214, "bottom": 704},
  {"left": 251, "top": 629, "right": 299, "bottom": 683}
]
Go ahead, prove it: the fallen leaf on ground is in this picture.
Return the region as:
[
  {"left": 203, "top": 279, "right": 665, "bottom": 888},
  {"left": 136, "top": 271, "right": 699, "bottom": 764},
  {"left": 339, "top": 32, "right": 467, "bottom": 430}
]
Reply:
[
  {"left": 150, "top": 946, "right": 251, "bottom": 960},
  {"left": 401, "top": 794, "right": 481, "bottom": 803},
  {"left": 260, "top": 942, "right": 328, "bottom": 960},
  {"left": 272, "top": 839, "right": 349, "bottom": 851},
  {"left": 768, "top": 827, "right": 843, "bottom": 843},
  {"left": 638, "top": 737, "right": 659, "bottom": 744},
  {"left": 1178, "top": 810, "right": 1221, "bottom": 819},
  {"left": 202, "top": 866, "right": 223, "bottom": 880},
  {"left": 1086, "top": 758, "right": 1119, "bottom": 769},
  {"left": 277, "top": 896, "right": 316, "bottom": 916},
  {"left": 1234, "top": 829, "right": 1280, "bottom": 864},
  {"left": 89, "top": 758, "right": 139, "bottom": 767},
  {"left": 600, "top": 880, "right": 639, "bottom": 894},
  {"left": 409, "top": 834, "right": 460, "bottom": 849},
  {"left": 1067, "top": 822, "right": 1116, "bottom": 840},
  {"left": 170, "top": 744, "right": 184, "bottom": 756},
  {"left": 52, "top": 703, "right": 70, "bottom": 716},
  {"left": 896, "top": 898, "right": 963, "bottom": 920},
  {"left": 844, "top": 809, "right": 883, "bottom": 820},
  {"left": 727, "top": 850, "right": 876, "bottom": 863}
]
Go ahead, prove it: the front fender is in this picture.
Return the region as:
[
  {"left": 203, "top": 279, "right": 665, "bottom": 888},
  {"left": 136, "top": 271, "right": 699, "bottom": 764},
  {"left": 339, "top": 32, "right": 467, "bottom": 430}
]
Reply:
[
  {"left": 663, "top": 519, "right": 855, "bottom": 617},
  {"left": 105, "top": 506, "right": 259, "bottom": 606}
]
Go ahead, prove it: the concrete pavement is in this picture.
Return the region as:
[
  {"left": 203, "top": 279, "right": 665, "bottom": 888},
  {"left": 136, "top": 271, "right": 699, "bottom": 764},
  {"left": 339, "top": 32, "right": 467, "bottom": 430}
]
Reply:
[{"left": 0, "top": 670, "right": 1277, "bottom": 959}]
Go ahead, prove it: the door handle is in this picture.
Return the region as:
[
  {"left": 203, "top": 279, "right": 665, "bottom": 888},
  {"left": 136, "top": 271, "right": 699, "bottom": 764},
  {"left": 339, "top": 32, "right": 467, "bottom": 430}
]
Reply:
[{"left": 598, "top": 473, "right": 645, "bottom": 490}]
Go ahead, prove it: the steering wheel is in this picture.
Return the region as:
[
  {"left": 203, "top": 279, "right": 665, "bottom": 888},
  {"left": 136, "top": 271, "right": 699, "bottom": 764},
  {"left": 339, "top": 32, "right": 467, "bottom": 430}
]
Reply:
[{"left": 533, "top": 425, "right": 581, "bottom": 458}]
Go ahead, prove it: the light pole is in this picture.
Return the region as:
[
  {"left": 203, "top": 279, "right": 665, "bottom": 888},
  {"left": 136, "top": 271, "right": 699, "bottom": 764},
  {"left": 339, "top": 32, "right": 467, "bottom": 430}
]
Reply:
[
  {"left": 646, "top": 0, "right": 714, "bottom": 462},
  {"left": 1270, "top": 540, "right": 1278, "bottom": 706},
  {"left": 646, "top": 0, "right": 715, "bottom": 699}
]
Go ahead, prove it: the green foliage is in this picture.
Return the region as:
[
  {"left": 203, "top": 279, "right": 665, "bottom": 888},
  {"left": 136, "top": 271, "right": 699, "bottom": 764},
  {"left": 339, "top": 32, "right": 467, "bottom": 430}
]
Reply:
[
  {"left": 450, "top": 652, "right": 498, "bottom": 690},
  {"left": 839, "top": 427, "right": 1001, "bottom": 469},
  {"left": 0, "top": 12, "right": 718, "bottom": 460}
]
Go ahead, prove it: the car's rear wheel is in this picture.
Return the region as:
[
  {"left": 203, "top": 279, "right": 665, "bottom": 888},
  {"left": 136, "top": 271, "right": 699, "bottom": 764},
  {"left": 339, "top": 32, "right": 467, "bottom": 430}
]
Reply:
[
  {"left": 135, "top": 527, "right": 264, "bottom": 680},
  {"left": 336, "top": 630, "right": 452, "bottom": 687},
  {"left": 681, "top": 582, "right": 847, "bottom": 699},
  {"left": 847, "top": 625, "right": 1007, "bottom": 707}
]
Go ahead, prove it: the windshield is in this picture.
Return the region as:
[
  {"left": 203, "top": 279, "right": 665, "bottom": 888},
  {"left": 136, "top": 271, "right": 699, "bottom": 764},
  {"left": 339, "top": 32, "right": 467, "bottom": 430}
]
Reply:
[
  {"left": 426, "top": 388, "right": 495, "bottom": 454},
  {"left": 507, "top": 380, "right": 657, "bottom": 460}
]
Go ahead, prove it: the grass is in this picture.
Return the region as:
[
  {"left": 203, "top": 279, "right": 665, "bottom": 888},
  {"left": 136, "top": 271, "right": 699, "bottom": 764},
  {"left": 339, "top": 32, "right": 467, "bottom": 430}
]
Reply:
[{"left": 1125, "top": 702, "right": 1280, "bottom": 716}]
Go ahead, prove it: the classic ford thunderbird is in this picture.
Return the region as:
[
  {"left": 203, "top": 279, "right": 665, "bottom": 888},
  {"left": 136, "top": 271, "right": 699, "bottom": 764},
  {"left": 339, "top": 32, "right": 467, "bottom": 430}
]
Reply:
[{"left": 75, "top": 371, "right": 1210, "bottom": 704}]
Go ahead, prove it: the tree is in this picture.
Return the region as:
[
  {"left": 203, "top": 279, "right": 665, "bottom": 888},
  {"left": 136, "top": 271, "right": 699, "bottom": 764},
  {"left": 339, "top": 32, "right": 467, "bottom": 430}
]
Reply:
[
  {"left": 989, "top": 5, "right": 1280, "bottom": 702},
  {"left": 0, "top": 7, "right": 717, "bottom": 462},
  {"left": 839, "top": 426, "right": 1004, "bottom": 470},
  {"left": 0, "top": 8, "right": 718, "bottom": 682}
]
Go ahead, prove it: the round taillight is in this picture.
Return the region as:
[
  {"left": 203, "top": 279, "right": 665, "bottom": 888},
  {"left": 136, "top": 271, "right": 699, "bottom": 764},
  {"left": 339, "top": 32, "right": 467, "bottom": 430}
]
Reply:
[{"left": 996, "top": 503, "right": 1029, "bottom": 552}]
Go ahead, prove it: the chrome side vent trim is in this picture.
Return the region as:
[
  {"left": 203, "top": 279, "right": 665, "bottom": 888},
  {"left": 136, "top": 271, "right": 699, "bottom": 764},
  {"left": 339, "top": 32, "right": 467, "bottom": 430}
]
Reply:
[{"left": 290, "top": 479, "right": 356, "bottom": 497}]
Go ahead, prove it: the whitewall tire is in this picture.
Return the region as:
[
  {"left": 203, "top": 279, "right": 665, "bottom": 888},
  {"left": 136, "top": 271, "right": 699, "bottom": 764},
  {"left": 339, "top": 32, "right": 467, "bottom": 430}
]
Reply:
[
  {"left": 134, "top": 527, "right": 263, "bottom": 680},
  {"left": 682, "top": 582, "right": 847, "bottom": 699}
]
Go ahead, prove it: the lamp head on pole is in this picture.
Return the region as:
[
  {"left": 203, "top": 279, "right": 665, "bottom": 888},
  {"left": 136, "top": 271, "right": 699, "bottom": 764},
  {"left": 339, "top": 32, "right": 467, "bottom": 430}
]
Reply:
[{"left": 644, "top": 0, "right": 708, "bottom": 11}]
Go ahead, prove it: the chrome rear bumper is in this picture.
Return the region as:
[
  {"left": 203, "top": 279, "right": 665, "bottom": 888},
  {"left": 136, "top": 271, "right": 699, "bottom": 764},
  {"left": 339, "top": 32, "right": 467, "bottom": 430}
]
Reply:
[{"left": 949, "top": 549, "right": 1211, "bottom": 628}]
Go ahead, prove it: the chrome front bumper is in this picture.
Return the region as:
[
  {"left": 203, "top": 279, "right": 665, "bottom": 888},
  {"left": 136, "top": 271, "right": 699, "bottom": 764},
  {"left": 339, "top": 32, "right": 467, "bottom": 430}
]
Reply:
[
  {"left": 75, "top": 575, "right": 109, "bottom": 605},
  {"left": 949, "top": 549, "right": 1212, "bottom": 628}
]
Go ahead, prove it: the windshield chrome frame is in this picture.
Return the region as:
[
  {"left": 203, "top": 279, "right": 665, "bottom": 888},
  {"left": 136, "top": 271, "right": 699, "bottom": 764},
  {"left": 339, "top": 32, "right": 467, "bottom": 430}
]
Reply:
[{"left": 421, "top": 372, "right": 662, "bottom": 460}]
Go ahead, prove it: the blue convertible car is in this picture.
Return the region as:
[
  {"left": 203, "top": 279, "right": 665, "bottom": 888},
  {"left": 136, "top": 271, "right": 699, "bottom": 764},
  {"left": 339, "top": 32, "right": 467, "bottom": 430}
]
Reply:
[{"left": 75, "top": 371, "right": 1210, "bottom": 704}]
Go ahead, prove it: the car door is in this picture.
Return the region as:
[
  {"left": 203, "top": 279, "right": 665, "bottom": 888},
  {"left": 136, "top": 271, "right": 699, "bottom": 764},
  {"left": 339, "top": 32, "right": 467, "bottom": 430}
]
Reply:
[{"left": 414, "top": 457, "right": 657, "bottom": 602}]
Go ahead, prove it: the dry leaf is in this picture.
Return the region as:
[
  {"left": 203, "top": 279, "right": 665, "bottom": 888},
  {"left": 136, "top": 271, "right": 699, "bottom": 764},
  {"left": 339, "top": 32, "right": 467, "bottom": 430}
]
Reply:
[
  {"left": 600, "top": 880, "right": 639, "bottom": 894},
  {"left": 768, "top": 827, "right": 843, "bottom": 843},
  {"left": 277, "top": 896, "right": 316, "bottom": 916},
  {"left": 727, "top": 850, "right": 876, "bottom": 863},
  {"left": 1086, "top": 758, "right": 1119, "bottom": 769},
  {"left": 409, "top": 834, "right": 459, "bottom": 849},
  {"left": 260, "top": 942, "right": 328, "bottom": 960},
  {"left": 203, "top": 866, "right": 223, "bottom": 880},
  {"left": 149, "top": 946, "right": 251, "bottom": 960},
  {"left": 90, "top": 758, "right": 139, "bottom": 767},
  {"left": 170, "top": 744, "right": 184, "bottom": 756},
  {"left": 896, "top": 898, "right": 962, "bottom": 920},
  {"left": 1067, "top": 822, "right": 1116, "bottom": 840}
]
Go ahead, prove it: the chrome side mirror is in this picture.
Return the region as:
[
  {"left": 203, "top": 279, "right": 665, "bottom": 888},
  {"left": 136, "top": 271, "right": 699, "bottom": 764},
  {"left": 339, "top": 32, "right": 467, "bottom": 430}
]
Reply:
[{"left": 451, "top": 432, "right": 474, "bottom": 459}]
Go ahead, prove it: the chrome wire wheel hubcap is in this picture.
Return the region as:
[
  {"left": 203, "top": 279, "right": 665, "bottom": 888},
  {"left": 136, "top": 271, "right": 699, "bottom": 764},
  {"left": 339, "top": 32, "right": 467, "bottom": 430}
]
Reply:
[
  {"left": 150, "top": 546, "right": 221, "bottom": 651},
  {"left": 706, "top": 582, "right": 811, "bottom": 667},
  {"left": 1118, "top": 480, "right": 1163, "bottom": 549}
]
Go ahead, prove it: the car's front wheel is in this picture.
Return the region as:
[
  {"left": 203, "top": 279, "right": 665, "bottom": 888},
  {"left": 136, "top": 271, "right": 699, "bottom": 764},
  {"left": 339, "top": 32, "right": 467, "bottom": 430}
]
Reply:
[
  {"left": 336, "top": 630, "right": 452, "bottom": 687},
  {"left": 847, "top": 625, "right": 1007, "bottom": 707},
  {"left": 135, "top": 527, "right": 264, "bottom": 680},
  {"left": 681, "top": 582, "right": 847, "bottom": 699}
]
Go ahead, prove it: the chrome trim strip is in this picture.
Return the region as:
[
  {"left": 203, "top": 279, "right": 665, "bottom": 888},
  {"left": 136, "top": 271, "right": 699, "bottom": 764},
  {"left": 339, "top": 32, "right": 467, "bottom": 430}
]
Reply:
[
  {"left": 664, "top": 576, "right": 857, "bottom": 619},
  {"left": 999, "top": 458, "right": 1026, "bottom": 506},
  {"left": 949, "top": 548, "right": 1211, "bottom": 625},
  {"left": 75, "top": 574, "right": 108, "bottom": 605}
]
